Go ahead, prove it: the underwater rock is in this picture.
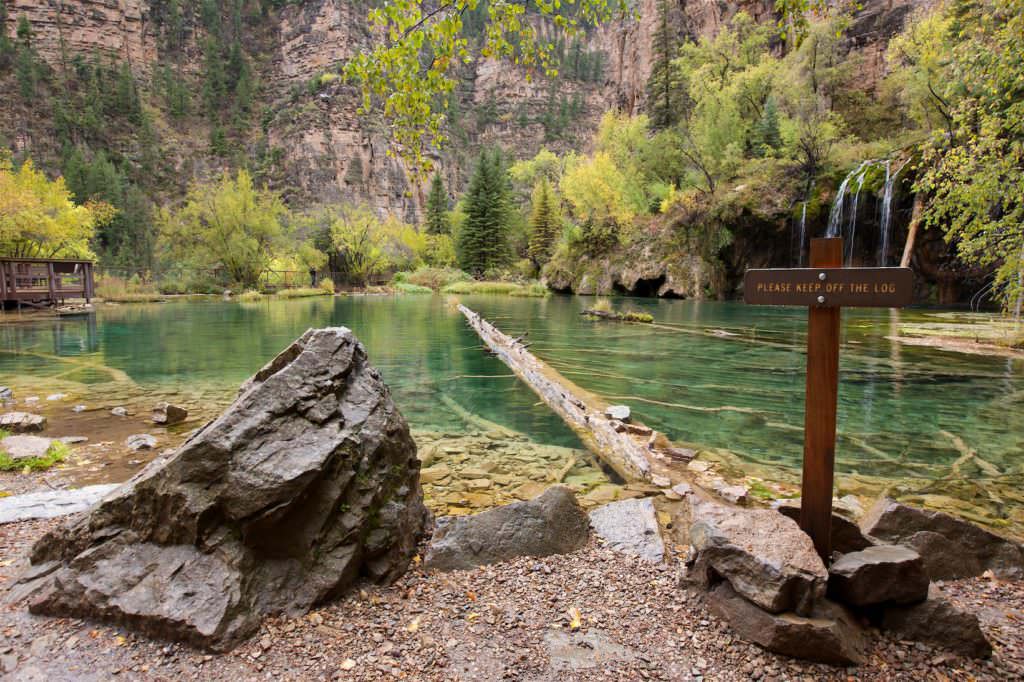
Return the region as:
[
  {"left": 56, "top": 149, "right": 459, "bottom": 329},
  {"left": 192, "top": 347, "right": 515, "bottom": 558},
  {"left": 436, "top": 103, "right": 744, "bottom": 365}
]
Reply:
[
  {"left": 11, "top": 327, "right": 428, "bottom": 651},
  {"left": 0, "top": 412, "right": 46, "bottom": 433},
  {"left": 861, "top": 497, "right": 1024, "bottom": 580},
  {"left": 125, "top": 434, "right": 157, "bottom": 451},
  {"left": 424, "top": 486, "right": 589, "bottom": 571},
  {"left": 110, "top": 407, "right": 128, "bottom": 417},
  {"left": 152, "top": 402, "right": 188, "bottom": 425}
]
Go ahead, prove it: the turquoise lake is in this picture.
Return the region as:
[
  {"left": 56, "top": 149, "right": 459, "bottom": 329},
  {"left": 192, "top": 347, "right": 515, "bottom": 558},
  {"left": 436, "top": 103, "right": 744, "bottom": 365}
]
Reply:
[{"left": 1, "top": 295, "right": 1021, "bottom": 528}]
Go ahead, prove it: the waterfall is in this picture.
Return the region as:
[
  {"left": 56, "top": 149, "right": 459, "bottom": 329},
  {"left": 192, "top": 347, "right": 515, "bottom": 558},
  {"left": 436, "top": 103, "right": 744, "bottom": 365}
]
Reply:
[
  {"left": 878, "top": 159, "right": 908, "bottom": 266},
  {"left": 826, "top": 160, "right": 871, "bottom": 238},
  {"left": 798, "top": 201, "right": 807, "bottom": 266},
  {"left": 845, "top": 168, "right": 868, "bottom": 265},
  {"left": 877, "top": 161, "right": 892, "bottom": 265}
]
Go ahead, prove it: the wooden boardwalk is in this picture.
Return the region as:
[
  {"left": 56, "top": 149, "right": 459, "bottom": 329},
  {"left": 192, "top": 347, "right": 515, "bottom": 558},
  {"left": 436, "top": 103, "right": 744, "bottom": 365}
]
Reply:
[{"left": 1, "top": 258, "right": 95, "bottom": 307}]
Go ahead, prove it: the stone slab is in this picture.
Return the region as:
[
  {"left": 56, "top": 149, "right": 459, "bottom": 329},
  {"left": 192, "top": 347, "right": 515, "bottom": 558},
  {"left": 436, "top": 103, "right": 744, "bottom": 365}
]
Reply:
[
  {"left": 589, "top": 497, "right": 664, "bottom": 563},
  {"left": 0, "top": 485, "right": 119, "bottom": 524}
]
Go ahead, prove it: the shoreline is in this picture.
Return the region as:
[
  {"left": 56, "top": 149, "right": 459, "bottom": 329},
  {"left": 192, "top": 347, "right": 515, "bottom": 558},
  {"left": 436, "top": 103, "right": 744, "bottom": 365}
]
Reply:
[{"left": 1, "top": 518, "right": 1022, "bottom": 680}]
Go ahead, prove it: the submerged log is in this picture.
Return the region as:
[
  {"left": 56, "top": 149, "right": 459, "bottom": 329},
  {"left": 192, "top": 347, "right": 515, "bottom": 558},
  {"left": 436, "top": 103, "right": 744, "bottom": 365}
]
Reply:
[{"left": 458, "top": 304, "right": 688, "bottom": 485}]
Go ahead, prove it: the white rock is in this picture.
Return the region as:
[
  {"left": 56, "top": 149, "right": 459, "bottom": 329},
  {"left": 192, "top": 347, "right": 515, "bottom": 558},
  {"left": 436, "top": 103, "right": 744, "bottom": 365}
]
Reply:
[
  {"left": 0, "top": 484, "right": 119, "bottom": 524},
  {"left": 125, "top": 434, "right": 157, "bottom": 451},
  {"left": 589, "top": 497, "right": 665, "bottom": 563},
  {"left": 1, "top": 435, "right": 53, "bottom": 460}
]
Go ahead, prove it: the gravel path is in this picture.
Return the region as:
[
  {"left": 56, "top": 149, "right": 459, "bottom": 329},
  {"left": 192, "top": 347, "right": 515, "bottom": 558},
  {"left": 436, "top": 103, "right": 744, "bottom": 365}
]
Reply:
[{"left": 1, "top": 518, "right": 1023, "bottom": 681}]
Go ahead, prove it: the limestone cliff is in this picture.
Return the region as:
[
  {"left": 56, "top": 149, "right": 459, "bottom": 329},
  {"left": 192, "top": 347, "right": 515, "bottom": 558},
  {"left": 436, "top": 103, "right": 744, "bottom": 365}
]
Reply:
[{"left": 1, "top": 0, "right": 920, "bottom": 223}]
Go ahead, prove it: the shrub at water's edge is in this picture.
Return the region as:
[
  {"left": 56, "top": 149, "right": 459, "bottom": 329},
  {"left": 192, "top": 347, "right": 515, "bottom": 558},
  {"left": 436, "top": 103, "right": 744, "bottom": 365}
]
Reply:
[
  {"left": 509, "top": 282, "right": 550, "bottom": 298},
  {"left": 96, "top": 274, "right": 167, "bottom": 302},
  {"left": 276, "top": 287, "right": 332, "bottom": 299},
  {"left": 392, "top": 267, "right": 471, "bottom": 290},
  {"left": 394, "top": 282, "right": 434, "bottom": 294},
  {"left": 441, "top": 280, "right": 549, "bottom": 297},
  {"left": 237, "top": 290, "right": 264, "bottom": 302},
  {"left": 0, "top": 440, "right": 70, "bottom": 472}
]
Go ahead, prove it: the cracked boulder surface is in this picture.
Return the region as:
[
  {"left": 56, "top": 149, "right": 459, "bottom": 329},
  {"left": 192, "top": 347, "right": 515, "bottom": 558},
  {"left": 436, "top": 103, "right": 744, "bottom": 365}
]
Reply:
[{"left": 8, "top": 327, "right": 428, "bottom": 651}]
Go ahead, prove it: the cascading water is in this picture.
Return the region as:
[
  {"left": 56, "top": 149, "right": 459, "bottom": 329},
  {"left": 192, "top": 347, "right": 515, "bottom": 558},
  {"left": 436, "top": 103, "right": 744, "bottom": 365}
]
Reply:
[
  {"left": 826, "top": 160, "right": 872, "bottom": 238},
  {"left": 845, "top": 168, "right": 868, "bottom": 265},
  {"left": 827, "top": 159, "right": 911, "bottom": 266},
  {"left": 878, "top": 159, "right": 908, "bottom": 266},
  {"left": 798, "top": 201, "right": 807, "bottom": 266}
]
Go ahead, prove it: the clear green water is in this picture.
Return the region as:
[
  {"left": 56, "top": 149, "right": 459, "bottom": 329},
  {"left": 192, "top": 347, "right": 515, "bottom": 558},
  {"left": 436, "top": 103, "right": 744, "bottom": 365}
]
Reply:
[{"left": 2, "top": 295, "right": 1022, "bottom": 526}]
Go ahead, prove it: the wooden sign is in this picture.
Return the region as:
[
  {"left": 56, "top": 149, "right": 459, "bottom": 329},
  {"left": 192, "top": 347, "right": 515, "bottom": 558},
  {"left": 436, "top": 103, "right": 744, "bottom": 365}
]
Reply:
[
  {"left": 744, "top": 267, "right": 913, "bottom": 307},
  {"left": 743, "top": 239, "right": 912, "bottom": 561}
]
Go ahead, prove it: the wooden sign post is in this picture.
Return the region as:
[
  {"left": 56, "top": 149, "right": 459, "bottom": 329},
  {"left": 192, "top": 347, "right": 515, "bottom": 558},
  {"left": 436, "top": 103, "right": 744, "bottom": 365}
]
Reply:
[{"left": 743, "top": 238, "right": 912, "bottom": 561}]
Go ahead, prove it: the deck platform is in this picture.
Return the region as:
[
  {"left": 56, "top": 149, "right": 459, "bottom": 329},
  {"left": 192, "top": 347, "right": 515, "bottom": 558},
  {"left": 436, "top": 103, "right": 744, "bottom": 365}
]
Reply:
[{"left": 1, "top": 258, "right": 95, "bottom": 308}]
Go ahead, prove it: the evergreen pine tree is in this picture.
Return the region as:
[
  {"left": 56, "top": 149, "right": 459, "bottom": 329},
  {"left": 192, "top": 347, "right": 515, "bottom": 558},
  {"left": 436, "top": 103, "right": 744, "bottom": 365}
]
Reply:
[
  {"left": 528, "top": 178, "right": 558, "bottom": 268},
  {"left": 646, "top": 0, "right": 678, "bottom": 129},
  {"left": 589, "top": 52, "right": 604, "bottom": 82},
  {"left": 0, "top": 2, "right": 14, "bottom": 70},
  {"left": 457, "top": 150, "right": 510, "bottom": 276},
  {"left": 425, "top": 172, "right": 451, "bottom": 235},
  {"left": 750, "top": 97, "right": 782, "bottom": 156},
  {"left": 15, "top": 15, "right": 36, "bottom": 99}
]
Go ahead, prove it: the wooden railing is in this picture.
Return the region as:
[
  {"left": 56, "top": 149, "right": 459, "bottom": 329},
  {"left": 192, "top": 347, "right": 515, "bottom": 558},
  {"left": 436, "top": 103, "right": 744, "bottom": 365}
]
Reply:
[{"left": 1, "top": 258, "right": 95, "bottom": 305}]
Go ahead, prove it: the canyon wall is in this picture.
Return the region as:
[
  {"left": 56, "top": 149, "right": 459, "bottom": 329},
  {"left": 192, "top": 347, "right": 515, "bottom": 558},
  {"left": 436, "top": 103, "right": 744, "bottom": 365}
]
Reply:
[{"left": 1, "top": 0, "right": 924, "bottom": 220}]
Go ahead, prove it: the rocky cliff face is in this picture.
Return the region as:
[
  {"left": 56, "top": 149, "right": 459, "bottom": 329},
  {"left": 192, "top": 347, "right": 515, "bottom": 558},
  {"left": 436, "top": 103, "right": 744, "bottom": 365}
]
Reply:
[
  {"left": 1, "top": 0, "right": 921, "bottom": 220},
  {"left": 4, "top": 0, "right": 157, "bottom": 71}
]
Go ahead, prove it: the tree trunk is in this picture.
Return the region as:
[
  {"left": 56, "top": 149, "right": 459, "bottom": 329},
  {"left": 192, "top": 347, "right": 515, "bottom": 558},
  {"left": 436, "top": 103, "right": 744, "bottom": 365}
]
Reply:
[{"left": 900, "top": 193, "right": 926, "bottom": 269}]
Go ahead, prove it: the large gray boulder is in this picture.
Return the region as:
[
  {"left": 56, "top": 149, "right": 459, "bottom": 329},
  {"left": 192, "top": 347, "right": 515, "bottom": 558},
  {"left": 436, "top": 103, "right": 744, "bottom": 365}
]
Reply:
[
  {"left": 589, "top": 497, "right": 664, "bottom": 563},
  {"left": 0, "top": 412, "right": 46, "bottom": 433},
  {"left": 827, "top": 545, "right": 929, "bottom": 607},
  {"left": 707, "top": 581, "right": 868, "bottom": 665},
  {"left": 881, "top": 584, "right": 992, "bottom": 658},
  {"left": 686, "top": 499, "right": 827, "bottom": 615},
  {"left": 861, "top": 498, "right": 1024, "bottom": 580},
  {"left": 10, "top": 328, "right": 428, "bottom": 651},
  {"left": 424, "top": 486, "right": 589, "bottom": 571}
]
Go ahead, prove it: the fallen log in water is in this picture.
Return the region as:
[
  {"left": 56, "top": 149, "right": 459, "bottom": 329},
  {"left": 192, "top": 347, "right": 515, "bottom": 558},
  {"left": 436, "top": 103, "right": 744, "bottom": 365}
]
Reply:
[{"left": 458, "top": 304, "right": 691, "bottom": 485}]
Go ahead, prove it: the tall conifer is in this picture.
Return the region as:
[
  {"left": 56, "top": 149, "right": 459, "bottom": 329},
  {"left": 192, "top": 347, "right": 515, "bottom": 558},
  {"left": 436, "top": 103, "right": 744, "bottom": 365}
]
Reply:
[
  {"left": 646, "top": 0, "right": 678, "bottom": 129},
  {"left": 528, "top": 178, "right": 558, "bottom": 268},
  {"left": 457, "top": 150, "right": 510, "bottom": 276},
  {"left": 425, "top": 172, "right": 450, "bottom": 234}
]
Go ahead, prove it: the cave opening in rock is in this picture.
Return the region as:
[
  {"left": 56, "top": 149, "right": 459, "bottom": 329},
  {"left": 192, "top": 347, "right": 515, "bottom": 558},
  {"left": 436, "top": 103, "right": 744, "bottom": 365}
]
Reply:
[{"left": 615, "top": 275, "right": 666, "bottom": 297}]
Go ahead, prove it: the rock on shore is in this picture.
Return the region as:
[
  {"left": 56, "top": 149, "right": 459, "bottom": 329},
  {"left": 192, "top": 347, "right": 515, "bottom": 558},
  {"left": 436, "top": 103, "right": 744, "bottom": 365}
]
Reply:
[
  {"left": 424, "top": 486, "right": 589, "bottom": 571},
  {"left": 9, "top": 327, "right": 429, "bottom": 651},
  {"left": 861, "top": 497, "right": 1024, "bottom": 579},
  {"left": 686, "top": 498, "right": 827, "bottom": 615}
]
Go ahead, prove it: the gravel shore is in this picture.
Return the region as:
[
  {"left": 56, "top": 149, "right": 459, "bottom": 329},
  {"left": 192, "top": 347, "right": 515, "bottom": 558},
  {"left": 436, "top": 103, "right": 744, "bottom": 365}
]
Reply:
[{"left": 2, "top": 517, "right": 1023, "bottom": 681}]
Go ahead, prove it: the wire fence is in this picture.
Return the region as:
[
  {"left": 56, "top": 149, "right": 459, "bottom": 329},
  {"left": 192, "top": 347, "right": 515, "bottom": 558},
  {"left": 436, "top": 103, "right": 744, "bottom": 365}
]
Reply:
[{"left": 94, "top": 266, "right": 391, "bottom": 293}]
